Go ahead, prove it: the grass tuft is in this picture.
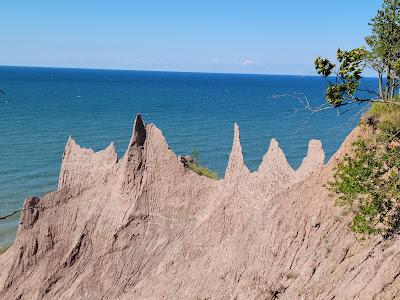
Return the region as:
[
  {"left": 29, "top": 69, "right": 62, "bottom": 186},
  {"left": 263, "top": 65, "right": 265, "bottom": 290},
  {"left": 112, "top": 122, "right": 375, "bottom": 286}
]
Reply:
[
  {"left": 187, "top": 162, "right": 219, "bottom": 180},
  {"left": 185, "top": 150, "right": 219, "bottom": 180}
]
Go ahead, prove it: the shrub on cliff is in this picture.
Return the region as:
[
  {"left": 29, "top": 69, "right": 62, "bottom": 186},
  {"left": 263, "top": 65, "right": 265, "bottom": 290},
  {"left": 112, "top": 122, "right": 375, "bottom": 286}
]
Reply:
[
  {"left": 185, "top": 150, "right": 219, "bottom": 180},
  {"left": 330, "top": 99, "right": 400, "bottom": 237},
  {"left": 313, "top": 0, "right": 400, "bottom": 238}
]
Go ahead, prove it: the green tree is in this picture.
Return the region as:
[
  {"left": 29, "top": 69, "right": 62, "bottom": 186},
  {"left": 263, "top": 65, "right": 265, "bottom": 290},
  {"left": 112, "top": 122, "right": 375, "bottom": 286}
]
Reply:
[
  {"left": 366, "top": 0, "right": 400, "bottom": 99},
  {"left": 317, "top": 1, "right": 400, "bottom": 238},
  {"left": 315, "top": 0, "right": 400, "bottom": 107}
]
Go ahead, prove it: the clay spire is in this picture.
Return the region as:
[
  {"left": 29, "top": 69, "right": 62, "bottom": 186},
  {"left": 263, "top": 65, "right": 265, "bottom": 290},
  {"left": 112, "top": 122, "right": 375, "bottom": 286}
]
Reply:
[
  {"left": 224, "top": 123, "right": 250, "bottom": 181},
  {"left": 121, "top": 113, "right": 147, "bottom": 193},
  {"left": 296, "top": 139, "right": 325, "bottom": 177},
  {"left": 258, "top": 138, "right": 294, "bottom": 177},
  {"left": 128, "top": 113, "right": 146, "bottom": 150}
]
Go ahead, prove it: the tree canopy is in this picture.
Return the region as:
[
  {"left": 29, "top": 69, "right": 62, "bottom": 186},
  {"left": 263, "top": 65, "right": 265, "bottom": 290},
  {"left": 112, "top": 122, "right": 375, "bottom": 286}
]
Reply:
[{"left": 315, "top": 0, "right": 400, "bottom": 107}]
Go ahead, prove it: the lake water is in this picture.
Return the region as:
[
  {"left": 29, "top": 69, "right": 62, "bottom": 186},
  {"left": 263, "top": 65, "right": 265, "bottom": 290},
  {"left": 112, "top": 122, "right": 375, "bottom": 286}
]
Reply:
[{"left": 0, "top": 66, "right": 373, "bottom": 246}]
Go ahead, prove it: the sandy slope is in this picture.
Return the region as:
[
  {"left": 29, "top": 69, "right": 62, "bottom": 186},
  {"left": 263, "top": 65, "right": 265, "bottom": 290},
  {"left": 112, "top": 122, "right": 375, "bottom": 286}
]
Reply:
[{"left": 0, "top": 114, "right": 399, "bottom": 300}]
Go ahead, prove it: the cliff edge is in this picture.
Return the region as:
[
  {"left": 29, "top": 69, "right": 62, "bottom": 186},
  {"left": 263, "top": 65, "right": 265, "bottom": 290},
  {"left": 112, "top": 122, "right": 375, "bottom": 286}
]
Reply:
[{"left": 0, "top": 114, "right": 399, "bottom": 300}]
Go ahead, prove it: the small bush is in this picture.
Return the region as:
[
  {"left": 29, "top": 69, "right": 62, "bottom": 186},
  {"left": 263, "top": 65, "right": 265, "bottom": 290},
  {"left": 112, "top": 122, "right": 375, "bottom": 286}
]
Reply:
[
  {"left": 368, "top": 97, "right": 400, "bottom": 131},
  {"left": 186, "top": 151, "right": 219, "bottom": 180},
  {"left": 187, "top": 162, "right": 219, "bottom": 180},
  {"left": 370, "top": 101, "right": 398, "bottom": 116}
]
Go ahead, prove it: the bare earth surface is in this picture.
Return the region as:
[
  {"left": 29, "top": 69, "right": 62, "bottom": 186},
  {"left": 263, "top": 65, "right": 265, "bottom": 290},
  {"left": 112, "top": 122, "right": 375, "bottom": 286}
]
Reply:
[{"left": 0, "top": 114, "right": 399, "bottom": 299}]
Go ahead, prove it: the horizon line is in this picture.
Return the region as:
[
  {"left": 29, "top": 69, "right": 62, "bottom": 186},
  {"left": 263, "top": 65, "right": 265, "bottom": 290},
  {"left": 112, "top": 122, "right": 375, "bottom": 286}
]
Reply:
[
  {"left": 0, "top": 64, "right": 379, "bottom": 79},
  {"left": 0, "top": 64, "right": 322, "bottom": 77}
]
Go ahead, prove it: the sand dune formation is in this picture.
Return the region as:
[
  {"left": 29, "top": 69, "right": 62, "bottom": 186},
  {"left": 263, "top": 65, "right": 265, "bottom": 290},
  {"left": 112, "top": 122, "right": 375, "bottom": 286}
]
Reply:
[{"left": 0, "top": 114, "right": 399, "bottom": 299}]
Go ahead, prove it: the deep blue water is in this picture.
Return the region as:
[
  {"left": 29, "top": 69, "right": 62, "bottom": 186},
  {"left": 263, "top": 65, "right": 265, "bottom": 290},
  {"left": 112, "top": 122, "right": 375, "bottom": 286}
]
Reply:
[{"left": 0, "top": 66, "right": 374, "bottom": 246}]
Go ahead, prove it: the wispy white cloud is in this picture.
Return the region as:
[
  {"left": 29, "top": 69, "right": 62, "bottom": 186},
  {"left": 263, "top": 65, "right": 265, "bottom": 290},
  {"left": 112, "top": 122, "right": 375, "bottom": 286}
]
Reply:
[{"left": 242, "top": 60, "right": 255, "bottom": 66}]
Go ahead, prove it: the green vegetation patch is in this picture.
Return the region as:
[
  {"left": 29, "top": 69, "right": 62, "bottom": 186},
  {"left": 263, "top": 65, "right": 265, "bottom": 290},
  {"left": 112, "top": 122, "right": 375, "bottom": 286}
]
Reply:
[
  {"left": 185, "top": 150, "right": 219, "bottom": 180},
  {"left": 330, "top": 100, "right": 400, "bottom": 237}
]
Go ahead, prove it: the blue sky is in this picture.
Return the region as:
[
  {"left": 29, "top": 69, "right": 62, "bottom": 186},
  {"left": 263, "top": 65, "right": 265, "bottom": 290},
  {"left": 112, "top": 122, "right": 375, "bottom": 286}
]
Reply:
[{"left": 1, "top": 1, "right": 382, "bottom": 75}]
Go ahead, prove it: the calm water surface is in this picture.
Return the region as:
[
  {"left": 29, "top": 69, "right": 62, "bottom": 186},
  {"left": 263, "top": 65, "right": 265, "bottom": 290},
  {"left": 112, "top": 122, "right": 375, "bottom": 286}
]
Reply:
[{"left": 0, "top": 66, "right": 373, "bottom": 246}]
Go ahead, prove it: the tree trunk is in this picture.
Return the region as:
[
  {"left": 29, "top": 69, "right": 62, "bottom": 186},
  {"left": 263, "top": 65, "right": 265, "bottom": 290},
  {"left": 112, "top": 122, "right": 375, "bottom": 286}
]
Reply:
[
  {"left": 378, "top": 72, "right": 384, "bottom": 99},
  {"left": 385, "top": 66, "right": 391, "bottom": 100},
  {"left": 390, "top": 78, "right": 396, "bottom": 99}
]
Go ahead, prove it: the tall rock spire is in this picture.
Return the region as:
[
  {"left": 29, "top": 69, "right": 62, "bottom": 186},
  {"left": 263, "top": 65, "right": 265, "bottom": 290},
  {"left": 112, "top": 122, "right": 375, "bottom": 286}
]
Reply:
[
  {"left": 121, "top": 113, "right": 147, "bottom": 194},
  {"left": 224, "top": 123, "right": 250, "bottom": 182},
  {"left": 128, "top": 113, "right": 146, "bottom": 150}
]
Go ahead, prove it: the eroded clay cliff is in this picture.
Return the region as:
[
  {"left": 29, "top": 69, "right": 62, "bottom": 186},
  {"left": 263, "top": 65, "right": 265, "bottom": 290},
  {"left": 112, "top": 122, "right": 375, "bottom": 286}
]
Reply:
[{"left": 0, "top": 114, "right": 399, "bottom": 300}]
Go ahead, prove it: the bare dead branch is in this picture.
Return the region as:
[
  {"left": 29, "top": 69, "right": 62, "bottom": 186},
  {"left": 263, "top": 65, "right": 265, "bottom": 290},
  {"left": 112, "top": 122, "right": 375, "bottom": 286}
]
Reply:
[
  {"left": 0, "top": 206, "right": 38, "bottom": 221},
  {"left": 267, "top": 92, "right": 336, "bottom": 134},
  {"left": 267, "top": 91, "right": 332, "bottom": 113},
  {"left": 358, "top": 86, "right": 380, "bottom": 97}
]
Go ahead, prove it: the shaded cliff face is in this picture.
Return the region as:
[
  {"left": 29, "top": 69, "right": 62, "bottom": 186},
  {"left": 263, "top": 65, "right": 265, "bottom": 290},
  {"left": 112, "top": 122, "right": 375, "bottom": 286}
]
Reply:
[{"left": 0, "top": 114, "right": 399, "bottom": 300}]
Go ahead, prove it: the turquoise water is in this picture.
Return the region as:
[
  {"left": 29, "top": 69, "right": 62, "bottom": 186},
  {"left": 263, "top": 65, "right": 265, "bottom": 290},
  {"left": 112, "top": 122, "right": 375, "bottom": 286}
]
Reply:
[{"left": 0, "top": 66, "right": 372, "bottom": 246}]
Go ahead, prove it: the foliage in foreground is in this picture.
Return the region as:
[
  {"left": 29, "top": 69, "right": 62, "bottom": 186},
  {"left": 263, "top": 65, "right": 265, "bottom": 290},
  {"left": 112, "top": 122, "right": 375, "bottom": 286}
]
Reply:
[
  {"left": 330, "top": 100, "right": 400, "bottom": 237},
  {"left": 186, "top": 150, "right": 219, "bottom": 180}
]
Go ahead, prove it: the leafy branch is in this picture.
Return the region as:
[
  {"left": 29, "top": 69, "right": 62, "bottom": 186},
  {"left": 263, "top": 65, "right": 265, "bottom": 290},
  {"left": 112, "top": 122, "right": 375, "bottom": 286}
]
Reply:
[{"left": 315, "top": 0, "right": 400, "bottom": 108}]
